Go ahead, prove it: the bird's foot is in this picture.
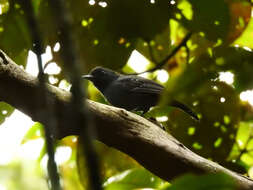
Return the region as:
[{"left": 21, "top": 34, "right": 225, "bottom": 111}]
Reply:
[{"left": 147, "top": 117, "right": 165, "bottom": 130}]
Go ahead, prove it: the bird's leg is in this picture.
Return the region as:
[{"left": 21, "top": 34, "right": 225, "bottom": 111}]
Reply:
[
  {"left": 147, "top": 117, "right": 166, "bottom": 130},
  {"left": 131, "top": 108, "right": 143, "bottom": 116},
  {"left": 140, "top": 107, "right": 149, "bottom": 116},
  {"left": 131, "top": 108, "right": 165, "bottom": 130}
]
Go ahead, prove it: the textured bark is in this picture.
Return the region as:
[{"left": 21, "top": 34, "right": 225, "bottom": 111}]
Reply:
[{"left": 0, "top": 50, "right": 253, "bottom": 189}]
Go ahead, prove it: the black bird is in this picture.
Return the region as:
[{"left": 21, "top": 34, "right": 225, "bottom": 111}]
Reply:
[{"left": 83, "top": 67, "right": 199, "bottom": 120}]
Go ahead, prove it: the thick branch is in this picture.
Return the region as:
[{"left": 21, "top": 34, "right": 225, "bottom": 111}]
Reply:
[{"left": 0, "top": 50, "right": 253, "bottom": 189}]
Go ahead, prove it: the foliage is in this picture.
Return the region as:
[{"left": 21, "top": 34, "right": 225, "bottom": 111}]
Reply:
[
  {"left": 0, "top": 0, "right": 253, "bottom": 189},
  {"left": 103, "top": 168, "right": 169, "bottom": 190},
  {"left": 0, "top": 102, "right": 14, "bottom": 125},
  {"left": 167, "top": 173, "right": 235, "bottom": 190}
]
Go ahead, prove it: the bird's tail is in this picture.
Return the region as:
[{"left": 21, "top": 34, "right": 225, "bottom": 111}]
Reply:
[{"left": 171, "top": 100, "right": 199, "bottom": 121}]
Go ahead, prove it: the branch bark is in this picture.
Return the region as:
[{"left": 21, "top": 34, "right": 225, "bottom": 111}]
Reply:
[{"left": 0, "top": 50, "right": 253, "bottom": 189}]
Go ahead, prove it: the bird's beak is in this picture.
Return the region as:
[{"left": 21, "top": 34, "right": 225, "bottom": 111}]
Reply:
[{"left": 82, "top": 74, "right": 94, "bottom": 81}]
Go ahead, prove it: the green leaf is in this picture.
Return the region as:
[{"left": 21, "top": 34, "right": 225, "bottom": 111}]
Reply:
[
  {"left": 136, "top": 25, "right": 171, "bottom": 63},
  {"left": 182, "top": 0, "right": 230, "bottom": 41},
  {"left": 103, "top": 168, "right": 167, "bottom": 190},
  {"left": 38, "top": 0, "right": 135, "bottom": 71},
  {"left": 21, "top": 122, "right": 44, "bottom": 144},
  {"left": 213, "top": 46, "right": 253, "bottom": 92},
  {"left": 37, "top": 0, "right": 175, "bottom": 71},
  {"left": 105, "top": 0, "right": 170, "bottom": 40},
  {"left": 0, "top": 3, "right": 31, "bottom": 66},
  {"left": 168, "top": 173, "right": 236, "bottom": 190},
  {"left": 234, "top": 16, "right": 253, "bottom": 48},
  {"left": 21, "top": 122, "right": 46, "bottom": 162},
  {"left": 0, "top": 102, "right": 14, "bottom": 125}
]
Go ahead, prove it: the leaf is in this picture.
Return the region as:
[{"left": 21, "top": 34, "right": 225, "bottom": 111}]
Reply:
[
  {"left": 0, "top": 102, "right": 14, "bottom": 125},
  {"left": 136, "top": 25, "right": 171, "bottom": 63},
  {"left": 213, "top": 46, "right": 253, "bottom": 92},
  {"left": 38, "top": 0, "right": 135, "bottom": 71},
  {"left": 167, "top": 81, "right": 240, "bottom": 162},
  {"left": 0, "top": 3, "right": 31, "bottom": 66},
  {"left": 21, "top": 122, "right": 44, "bottom": 144},
  {"left": 105, "top": 0, "right": 171, "bottom": 40},
  {"left": 37, "top": 0, "right": 176, "bottom": 71},
  {"left": 182, "top": 0, "right": 230, "bottom": 41},
  {"left": 77, "top": 140, "right": 140, "bottom": 189},
  {"left": 103, "top": 168, "right": 166, "bottom": 190},
  {"left": 168, "top": 173, "right": 235, "bottom": 190},
  {"left": 234, "top": 16, "right": 253, "bottom": 48},
  {"left": 226, "top": 0, "right": 251, "bottom": 43}
]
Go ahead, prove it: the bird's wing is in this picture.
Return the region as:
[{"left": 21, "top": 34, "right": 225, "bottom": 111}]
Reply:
[{"left": 117, "top": 76, "right": 164, "bottom": 94}]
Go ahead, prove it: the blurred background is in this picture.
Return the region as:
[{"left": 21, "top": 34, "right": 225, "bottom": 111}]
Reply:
[{"left": 0, "top": 0, "right": 253, "bottom": 189}]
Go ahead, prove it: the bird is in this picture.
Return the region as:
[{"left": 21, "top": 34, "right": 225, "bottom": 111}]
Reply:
[{"left": 82, "top": 66, "right": 199, "bottom": 121}]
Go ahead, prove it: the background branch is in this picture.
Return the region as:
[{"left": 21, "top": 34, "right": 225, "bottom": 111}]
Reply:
[
  {"left": 126, "top": 32, "right": 192, "bottom": 75},
  {"left": 48, "top": 0, "right": 102, "bottom": 188},
  {"left": 0, "top": 50, "right": 253, "bottom": 190},
  {"left": 20, "top": 1, "right": 61, "bottom": 189}
]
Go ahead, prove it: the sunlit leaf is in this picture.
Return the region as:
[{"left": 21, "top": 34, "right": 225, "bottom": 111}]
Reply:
[
  {"left": 0, "top": 102, "right": 14, "bottom": 125},
  {"left": 77, "top": 140, "right": 139, "bottom": 189},
  {"left": 234, "top": 16, "right": 253, "bottom": 48},
  {"left": 226, "top": 0, "right": 251, "bottom": 43},
  {"left": 168, "top": 173, "right": 235, "bottom": 190},
  {"left": 21, "top": 122, "right": 44, "bottom": 144},
  {"left": 103, "top": 168, "right": 167, "bottom": 190}
]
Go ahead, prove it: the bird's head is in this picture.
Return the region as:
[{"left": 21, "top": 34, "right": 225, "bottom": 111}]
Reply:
[{"left": 82, "top": 67, "right": 119, "bottom": 92}]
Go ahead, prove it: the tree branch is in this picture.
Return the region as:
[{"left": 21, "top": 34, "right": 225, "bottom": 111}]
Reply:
[
  {"left": 126, "top": 32, "right": 192, "bottom": 75},
  {"left": 0, "top": 50, "right": 253, "bottom": 190}
]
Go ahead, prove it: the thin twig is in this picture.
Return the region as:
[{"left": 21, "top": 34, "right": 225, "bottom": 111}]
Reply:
[
  {"left": 48, "top": 0, "right": 102, "bottom": 190},
  {"left": 127, "top": 32, "right": 192, "bottom": 75},
  {"left": 185, "top": 43, "right": 190, "bottom": 64},
  {"left": 147, "top": 42, "right": 158, "bottom": 63},
  {"left": 43, "top": 60, "right": 52, "bottom": 71},
  {"left": 19, "top": 1, "right": 61, "bottom": 190}
]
